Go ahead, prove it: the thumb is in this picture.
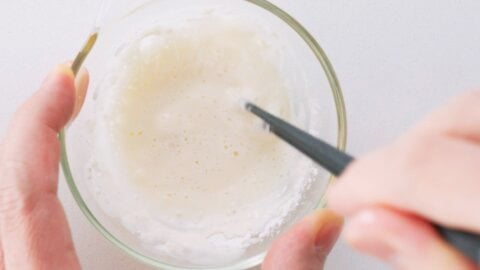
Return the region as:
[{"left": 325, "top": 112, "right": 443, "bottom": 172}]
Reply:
[
  {"left": 0, "top": 64, "right": 87, "bottom": 269},
  {"left": 263, "top": 209, "right": 343, "bottom": 270}
]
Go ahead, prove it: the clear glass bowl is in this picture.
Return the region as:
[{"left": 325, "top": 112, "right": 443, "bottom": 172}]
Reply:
[{"left": 60, "top": 0, "right": 347, "bottom": 269}]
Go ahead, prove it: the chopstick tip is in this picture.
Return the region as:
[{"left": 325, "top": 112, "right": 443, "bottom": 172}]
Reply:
[{"left": 239, "top": 99, "right": 253, "bottom": 111}]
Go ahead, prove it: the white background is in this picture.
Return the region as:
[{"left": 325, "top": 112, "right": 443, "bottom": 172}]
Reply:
[{"left": 1, "top": 1, "right": 480, "bottom": 269}]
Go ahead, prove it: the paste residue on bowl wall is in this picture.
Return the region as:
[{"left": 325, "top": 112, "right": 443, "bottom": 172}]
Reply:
[{"left": 86, "top": 14, "right": 318, "bottom": 266}]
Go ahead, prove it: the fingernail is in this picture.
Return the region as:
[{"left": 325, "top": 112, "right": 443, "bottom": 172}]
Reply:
[
  {"left": 41, "top": 64, "right": 74, "bottom": 89},
  {"left": 344, "top": 210, "right": 396, "bottom": 261},
  {"left": 72, "top": 67, "right": 89, "bottom": 120},
  {"left": 313, "top": 210, "right": 344, "bottom": 254},
  {"left": 56, "top": 64, "right": 75, "bottom": 80},
  {"left": 74, "top": 68, "right": 88, "bottom": 97}
]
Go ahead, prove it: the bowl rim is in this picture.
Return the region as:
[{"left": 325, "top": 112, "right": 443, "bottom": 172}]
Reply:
[{"left": 60, "top": 0, "right": 347, "bottom": 269}]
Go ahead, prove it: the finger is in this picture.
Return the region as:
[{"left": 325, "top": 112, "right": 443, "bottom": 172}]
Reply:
[
  {"left": 3, "top": 64, "right": 76, "bottom": 193},
  {"left": 0, "top": 135, "right": 4, "bottom": 158},
  {"left": 0, "top": 64, "right": 81, "bottom": 269},
  {"left": 414, "top": 90, "right": 480, "bottom": 142},
  {"left": 72, "top": 67, "right": 89, "bottom": 120},
  {"left": 0, "top": 138, "right": 4, "bottom": 268},
  {"left": 11, "top": 64, "right": 76, "bottom": 132},
  {"left": 344, "top": 207, "right": 477, "bottom": 270},
  {"left": 263, "top": 209, "right": 343, "bottom": 270},
  {"left": 328, "top": 136, "right": 480, "bottom": 232}
]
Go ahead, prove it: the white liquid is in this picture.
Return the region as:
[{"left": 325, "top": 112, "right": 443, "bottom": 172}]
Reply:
[{"left": 88, "top": 16, "right": 316, "bottom": 266}]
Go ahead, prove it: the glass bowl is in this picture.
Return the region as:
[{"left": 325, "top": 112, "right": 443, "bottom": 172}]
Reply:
[{"left": 60, "top": 0, "right": 347, "bottom": 269}]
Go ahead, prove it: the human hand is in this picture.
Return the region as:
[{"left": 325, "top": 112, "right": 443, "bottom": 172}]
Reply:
[
  {"left": 0, "top": 64, "right": 88, "bottom": 269},
  {"left": 0, "top": 63, "right": 341, "bottom": 270},
  {"left": 328, "top": 91, "right": 480, "bottom": 269},
  {"left": 12, "top": 64, "right": 476, "bottom": 270},
  {"left": 263, "top": 209, "right": 343, "bottom": 270}
]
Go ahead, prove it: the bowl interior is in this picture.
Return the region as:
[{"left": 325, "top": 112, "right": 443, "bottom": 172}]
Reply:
[{"left": 61, "top": 0, "right": 346, "bottom": 269}]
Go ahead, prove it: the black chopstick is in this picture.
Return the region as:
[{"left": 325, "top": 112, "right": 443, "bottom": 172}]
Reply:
[{"left": 245, "top": 102, "right": 480, "bottom": 264}]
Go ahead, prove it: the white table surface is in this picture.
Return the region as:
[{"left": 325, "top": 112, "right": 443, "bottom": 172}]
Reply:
[{"left": 1, "top": 1, "right": 479, "bottom": 269}]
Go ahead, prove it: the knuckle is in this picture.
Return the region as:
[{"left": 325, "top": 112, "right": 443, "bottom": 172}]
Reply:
[
  {"left": 451, "top": 90, "right": 480, "bottom": 105},
  {"left": 394, "top": 133, "right": 438, "bottom": 174},
  {"left": 392, "top": 134, "right": 446, "bottom": 199},
  {"left": 442, "top": 90, "right": 480, "bottom": 121},
  {"left": 417, "top": 90, "right": 480, "bottom": 137},
  {"left": 0, "top": 162, "right": 38, "bottom": 220}
]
